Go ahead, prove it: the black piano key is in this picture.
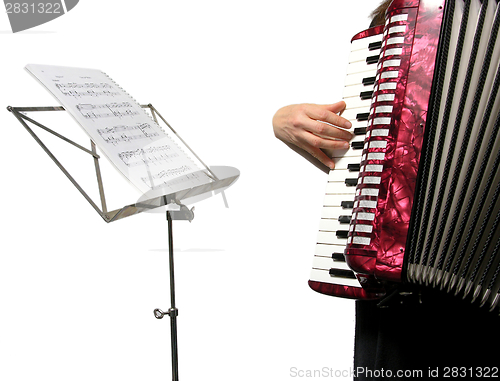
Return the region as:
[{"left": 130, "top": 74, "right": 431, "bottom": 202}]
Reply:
[
  {"left": 341, "top": 201, "right": 354, "bottom": 209},
  {"left": 348, "top": 163, "right": 361, "bottom": 172},
  {"left": 336, "top": 230, "right": 349, "bottom": 239},
  {"left": 351, "top": 141, "right": 364, "bottom": 149},
  {"left": 338, "top": 215, "right": 351, "bottom": 224},
  {"left": 368, "top": 41, "right": 382, "bottom": 51},
  {"left": 366, "top": 55, "right": 379, "bottom": 65},
  {"left": 345, "top": 178, "right": 358, "bottom": 187},
  {"left": 356, "top": 112, "right": 370, "bottom": 121},
  {"left": 332, "top": 252, "right": 346, "bottom": 262},
  {"left": 362, "top": 76, "right": 376, "bottom": 86},
  {"left": 329, "top": 268, "right": 357, "bottom": 279},
  {"left": 360, "top": 91, "right": 373, "bottom": 100},
  {"left": 354, "top": 127, "right": 367, "bottom": 135}
]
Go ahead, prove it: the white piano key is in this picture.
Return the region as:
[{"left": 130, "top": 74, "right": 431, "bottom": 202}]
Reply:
[
  {"left": 330, "top": 154, "right": 354, "bottom": 168},
  {"left": 309, "top": 268, "right": 362, "bottom": 287},
  {"left": 323, "top": 184, "right": 357, "bottom": 198},
  {"left": 328, "top": 169, "right": 357, "bottom": 182},
  {"left": 320, "top": 206, "right": 344, "bottom": 219},
  {"left": 343, "top": 82, "right": 374, "bottom": 98},
  {"left": 344, "top": 69, "right": 378, "bottom": 86},
  {"left": 346, "top": 60, "right": 380, "bottom": 75},
  {"left": 331, "top": 156, "right": 364, "bottom": 170},
  {"left": 323, "top": 194, "right": 356, "bottom": 206},
  {"left": 317, "top": 231, "right": 349, "bottom": 246},
  {"left": 349, "top": 120, "right": 369, "bottom": 129},
  {"left": 323, "top": 196, "right": 355, "bottom": 211},
  {"left": 350, "top": 34, "right": 384, "bottom": 51},
  {"left": 344, "top": 97, "right": 372, "bottom": 110},
  {"left": 340, "top": 106, "right": 370, "bottom": 121},
  {"left": 348, "top": 48, "right": 381, "bottom": 64},
  {"left": 312, "top": 256, "right": 351, "bottom": 271},
  {"left": 329, "top": 147, "right": 365, "bottom": 159},
  {"left": 318, "top": 218, "right": 349, "bottom": 232},
  {"left": 315, "top": 243, "right": 346, "bottom": 256}
]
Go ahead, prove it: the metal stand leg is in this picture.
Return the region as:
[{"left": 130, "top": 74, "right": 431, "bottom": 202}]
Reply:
[
  {"left": 154, "top": 205, "right": 193, "bottom": 381},
  {"left": 166, "top": 211, "right": 179, "bottom": 381}
]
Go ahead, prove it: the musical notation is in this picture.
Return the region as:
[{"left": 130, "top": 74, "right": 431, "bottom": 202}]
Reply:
[
  {"left": 25, "top": 64, "right": 212, "bottom": 193},
  {"left": 55, "top": 82, "right": 121, "bottom": 98},
  {"left": 141, "top": 165, "right": 193, "bottom": 184},
  {"left": 118, "top": 145, "right": 179, "bottom": 167},
  {"left": 141, "top": 167, "right": 205, "bottom": 190},
  {"left": 77, "top": 102, "right": 140, "bottom": 120},
  {"left": 98, "top": 123, "right": 160, "bottom": 145}
]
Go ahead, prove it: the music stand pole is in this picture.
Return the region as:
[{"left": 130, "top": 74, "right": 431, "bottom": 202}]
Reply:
[
  {"left": 154, "top": 203, "right": 194, "bottom": 381},
  {"left": 166, "top": 211, "right": 179, "bottom": 381}
]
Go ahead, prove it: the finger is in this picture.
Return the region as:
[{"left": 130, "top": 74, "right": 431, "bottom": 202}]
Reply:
[
  {"left": 306, "top": 146, "right": 336, "bottom": 170},
  {"left": 300, "top": 118, "right": 353, "bottom": 142},
  {"left": 296, "top": 129, "right": 350, "bottom": 150},
  {"left": 305, "top": 105, "right": 352, "bottom": 130},
  {"left": 315, "top": 120, "right": 353, "bottom": 141},
  {"left": 315, "top": 136, "right": 351, "bottom": 150},
  {"left": 294, "top": 129, "right": 348, "bottom": 169},
  {"left": 325, "top": 101, "right": 347, "bottom": 115}
]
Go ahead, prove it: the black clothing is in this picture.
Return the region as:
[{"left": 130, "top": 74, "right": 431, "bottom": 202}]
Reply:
[{"left": 354, "top": 289, "right": 500, "bottom": 380}]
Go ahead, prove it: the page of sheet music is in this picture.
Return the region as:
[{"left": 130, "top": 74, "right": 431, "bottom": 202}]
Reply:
[{"left": 25, "top": 64, "right": 212, "bottom": 194}]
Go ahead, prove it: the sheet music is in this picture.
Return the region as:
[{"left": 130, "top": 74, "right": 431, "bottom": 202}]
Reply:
[{"left": 25, "top": 64, "right": 212, "bottom": 194}]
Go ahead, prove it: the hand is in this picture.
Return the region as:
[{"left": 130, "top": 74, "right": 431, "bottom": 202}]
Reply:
[{"left": 272, "top": 102, "right": 352, "bottom": 169}]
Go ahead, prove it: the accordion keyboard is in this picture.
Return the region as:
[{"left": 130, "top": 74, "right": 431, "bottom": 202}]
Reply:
[{"left": 309, "top": 30, "right": 383, "bottom": 292}]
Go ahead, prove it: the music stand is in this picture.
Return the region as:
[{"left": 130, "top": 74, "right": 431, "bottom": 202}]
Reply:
[{"left": 7, "top": 103, "right": 239, "bottom": 381}]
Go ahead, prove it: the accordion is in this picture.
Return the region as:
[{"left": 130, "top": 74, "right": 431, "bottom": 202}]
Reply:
[{"left": 309, "top": 0, "right": 500, "bottom": 312}]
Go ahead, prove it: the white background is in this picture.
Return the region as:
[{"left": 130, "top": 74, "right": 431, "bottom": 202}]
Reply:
[{"left": 1, "top": 1, "right": 375, "bottom": 380}]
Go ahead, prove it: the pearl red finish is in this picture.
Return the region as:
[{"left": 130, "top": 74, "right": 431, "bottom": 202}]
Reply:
[{"left": 345, "top": 0, "right": 445, "bottom": 286}]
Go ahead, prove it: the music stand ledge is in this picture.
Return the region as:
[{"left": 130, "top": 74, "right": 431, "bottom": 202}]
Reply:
[{"left": 8, "top": 104, "right": 239, "bottom": 381}]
